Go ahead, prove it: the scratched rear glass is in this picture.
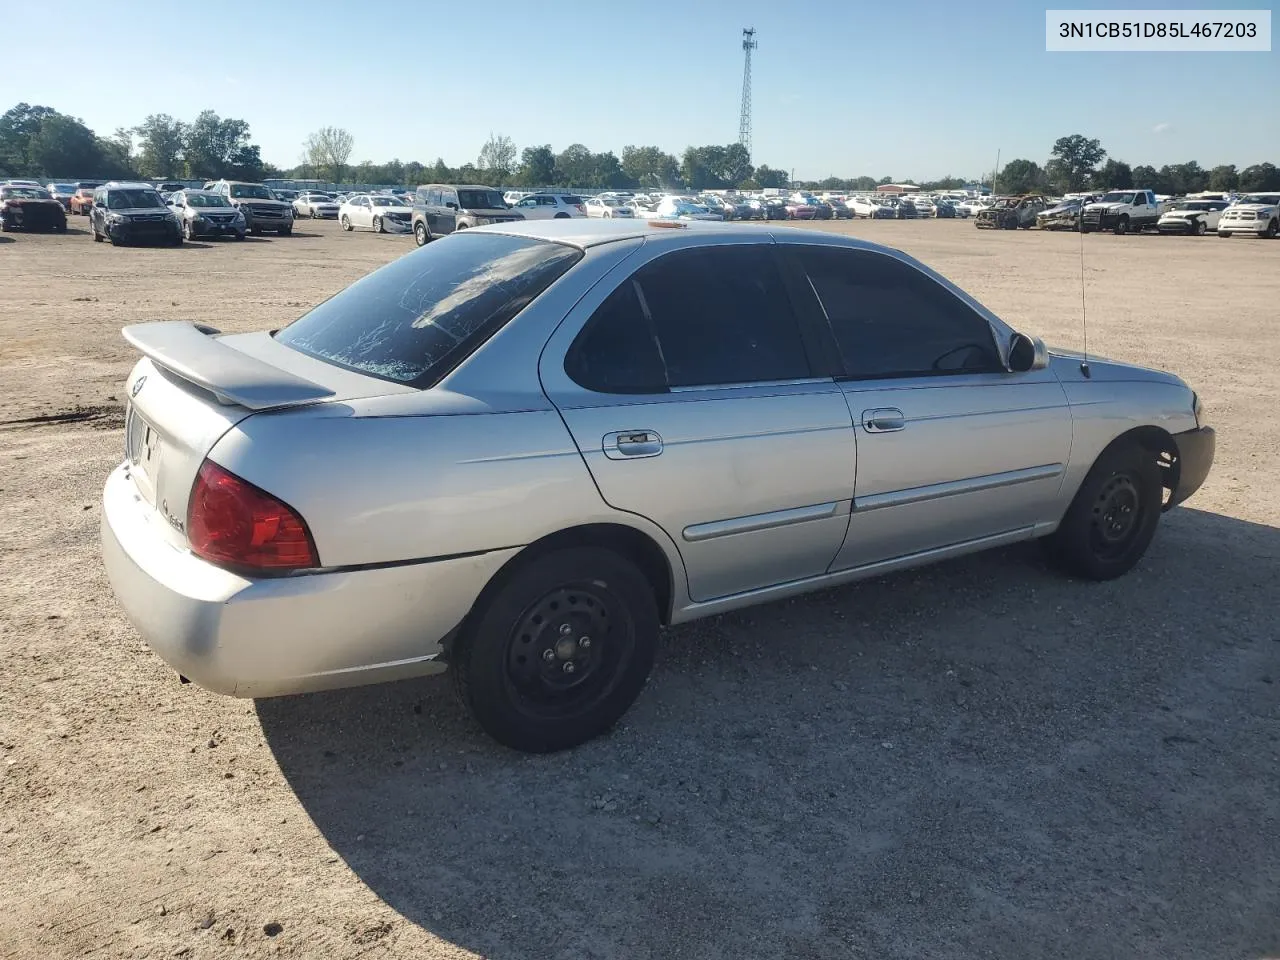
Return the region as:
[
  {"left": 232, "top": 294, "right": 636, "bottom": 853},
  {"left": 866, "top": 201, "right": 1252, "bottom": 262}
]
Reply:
[{"left": 275, "top": 233, "right": 581, "bottom": 388}]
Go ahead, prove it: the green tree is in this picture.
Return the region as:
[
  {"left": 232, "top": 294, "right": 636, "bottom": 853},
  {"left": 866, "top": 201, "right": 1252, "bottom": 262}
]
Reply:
[
  {"left": 1161, "top": 161, "right": 1207, "bottom": 194},
  {"left": 1092, "top": 159, "right": 1133, "bottom": 189},
  {"left": 477, "top": 133, "right": 517, "bottom": 186},
  {"left": 134, "top": 114, "right": 186, "bottom": 178},
  {"left": 997, "top": 158, "right": 1046, "bottom": 194},
  {"left": 301, "top": 126, "right": 354, "bottom": 183},
  {"left": 1130, "top": 164, "right": 1170, "bottom": 193},
  {"left": 427, "top": 157, "right": 452, "bottom": 182},
  {"left": 1207, "top": 164, "right": 1238, "bottom": 191},
  {"left": 184, "top": 111, "right": 255, "bottom": 179},
  {"left": 555, "top": 143, "right": 594, "bottom": 186},
  {"left": 621, "top": 145, "right": 679, "bottom": 189},
  {"left": 1238, "top": 162, "right": 1280, "bottom": 191},
  {"left": 1047, "top": 134, "right": 1106, "bottom": 191},
  {"left": 753, "top": 164, "right": 789, "bottom": 188},
  {"left": 27, "top": 113, "right": 102, "bottom": 176},
  {"left": 720, "top": 142, "right": 752, "bottom": 186},
  {"left": 0, "top": 103, "right": 59, "bottom": 174},
  {"left": 403, "top": 160, "right": 425, "bottom": 185},
  {"left": 517, "top": 145, "right": 557, "bottom": 186}
]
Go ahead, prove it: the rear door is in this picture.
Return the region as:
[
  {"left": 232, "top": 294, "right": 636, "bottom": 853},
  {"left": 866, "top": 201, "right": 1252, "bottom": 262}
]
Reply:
[
  {"left": 783, "top": 243, "right": 1072, "bottom": 570},
  {"left": 540, "top": 239, "right": 856, "bottom": 602},
  {"left": 438, "top": 188, "right": 458, "bottom": 234}
]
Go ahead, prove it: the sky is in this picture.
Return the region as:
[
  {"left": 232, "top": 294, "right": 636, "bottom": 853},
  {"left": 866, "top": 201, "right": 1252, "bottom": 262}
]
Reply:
[{"left": 3, "top": 0, "right": 1276, "bottom": 181}]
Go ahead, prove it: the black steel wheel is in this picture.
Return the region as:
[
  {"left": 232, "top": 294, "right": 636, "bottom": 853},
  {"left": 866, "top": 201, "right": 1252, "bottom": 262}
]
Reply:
[
  {"left": 453, "top": 547, "right": 659, "bottom": 752},
  {"left": 1042, "top": 442, "right": 1162, "bottom": 580}
]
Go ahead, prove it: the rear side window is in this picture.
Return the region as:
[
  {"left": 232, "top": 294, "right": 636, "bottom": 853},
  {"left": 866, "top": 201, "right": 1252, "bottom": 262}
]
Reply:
[
  {"left": 561, "top": 195, "right": 583, "bottom": 205},
  {"left": 276, "top": 234, "right": 581, "bottom": 388},
  {"left": 789, "top": 246, "right": 1001, "bottom": 379},
  {"left": 565, "top": 245, "right": 813, "bottom": 393}
]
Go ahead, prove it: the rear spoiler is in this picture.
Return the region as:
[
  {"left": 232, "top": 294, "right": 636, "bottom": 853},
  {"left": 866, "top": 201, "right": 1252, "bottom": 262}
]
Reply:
[{"left": 122, "top": 321, "right": 335, "bottom": 410}]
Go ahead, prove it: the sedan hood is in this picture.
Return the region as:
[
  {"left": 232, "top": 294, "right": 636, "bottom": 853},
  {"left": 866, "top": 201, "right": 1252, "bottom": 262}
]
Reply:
[{"left": 1048, "top": 348, "right": 1187, "bottom": 387}]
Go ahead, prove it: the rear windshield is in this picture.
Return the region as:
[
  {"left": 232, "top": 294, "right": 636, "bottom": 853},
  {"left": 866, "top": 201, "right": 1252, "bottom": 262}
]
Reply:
[
  {"left": 229, "top": 184, "right": 274, "bottom": 199},
  {"left": 560, "top": 195, "right": 583, "bottom": 204},
  {"left": 457, "top": 189, "right": 505, "bottom": 209},
  {"left": 275, "top": 233, "right": 582, "bottom": 387}
]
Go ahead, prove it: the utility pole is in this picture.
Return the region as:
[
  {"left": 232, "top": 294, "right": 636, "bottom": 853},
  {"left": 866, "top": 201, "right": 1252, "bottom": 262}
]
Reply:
[{"left": 993, "top": 148, "right": 1001, "bottom": 195}]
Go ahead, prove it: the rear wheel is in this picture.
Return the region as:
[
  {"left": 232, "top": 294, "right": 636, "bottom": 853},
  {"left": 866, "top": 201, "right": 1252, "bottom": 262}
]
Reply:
[
  {"left": 1265, "top": 219, "right": 1278, "bottom": 239},
  {"left": 554, "top": 212, "right": 569, "bottom": 219},
  {"left": 452, "top": 547, "right": 659, "bottom": 752},
  {"left": 1043, "top": 442, "right": 1162, "bottom": 580}
]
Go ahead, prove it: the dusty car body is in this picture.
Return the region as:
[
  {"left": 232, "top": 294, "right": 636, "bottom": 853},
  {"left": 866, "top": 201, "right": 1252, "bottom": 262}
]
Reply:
[
  {"left": 976, "top": 196, "right": 1047, "bottom": 229},
  {"left": 101, "top": 220, "right": 1215, "bottom": 752},
  {"left": 1036, "top": 198, "right": 1090, "bottom": 230},
  {"left": 69, "top": 188, "right": 97, "bottom": 215},
  {"left": 0, "top": 185, "right": 68, "bottom": 232},
  {"left": 1216, "top": 193, "right": 1280, "bottom": 238},
  {"left": 167, "top": 189, "right": 247, "bottom": 241}
]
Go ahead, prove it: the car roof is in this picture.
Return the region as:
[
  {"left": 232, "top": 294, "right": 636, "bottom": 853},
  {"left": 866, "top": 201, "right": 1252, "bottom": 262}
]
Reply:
[
  {"left": 102, "top": 181, "right": 158, "bottom": 190},
  {"left": 473, "top": 217, "right": 905, "bottom": 252}
]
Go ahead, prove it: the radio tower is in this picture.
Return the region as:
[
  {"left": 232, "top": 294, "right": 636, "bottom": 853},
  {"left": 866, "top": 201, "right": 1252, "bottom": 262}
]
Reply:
[{"left": 738, "top": 27, "right": 757, "bottom": 158}]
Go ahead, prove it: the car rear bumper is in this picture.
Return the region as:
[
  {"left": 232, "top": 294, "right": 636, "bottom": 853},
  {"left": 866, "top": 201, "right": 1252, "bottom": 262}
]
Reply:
[
  {"left": 1167, "top": 426, "right": 1214, "bottom": 509},
  {"left": 101, "top": 464, "right": 519, "bottom": 698}
]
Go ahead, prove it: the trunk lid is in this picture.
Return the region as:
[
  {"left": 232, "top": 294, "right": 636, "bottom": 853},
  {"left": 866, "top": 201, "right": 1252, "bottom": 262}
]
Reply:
[{"left": 120, "top": 321, "right": 415, "bottom": 546}]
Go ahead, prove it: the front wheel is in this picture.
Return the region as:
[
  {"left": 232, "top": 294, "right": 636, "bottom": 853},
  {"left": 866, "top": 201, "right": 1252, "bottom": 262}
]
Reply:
[
  {"left": 1218, "top": 231, "right": 1230, "bottom": 238},
  {"left": 183, "top": 220, "right": 194, "bottom": 241},
  {"left": 1195, "top": 220, "right": 1207, "bottom": 236},
  {"left": 413, "top": 221, "right": 428, "bottom": 246},
  {"left": 278, "top": 225, "right": 292, "bottom": 236},
  {"left": 92, "top": 223, "right": 103, "bottom": 242},
  {"left": 1265, "top": 219, "right": 1278, "bottom": 239},
  {"left": 1042, "top": 442, "right": 1162, "bottom": 581},
  {"left": 553, "top": 212, "right": 569, "bottom": 219},
  {"left": 340, "top": 215, "right": 352, "bottom": 232},
  {"left": 1113, "top": 215, "right": 1129, "bottom": 236},
  {"left": 372, "top": 215, "right": 383, "bottom": 234},
  {"left": 452, "top": 547, "right": 659, "bottom": 753}
]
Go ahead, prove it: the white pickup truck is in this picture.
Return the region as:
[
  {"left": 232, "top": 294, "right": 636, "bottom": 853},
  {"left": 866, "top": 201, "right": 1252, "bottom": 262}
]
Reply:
[
  {"left": 1080, "top": 189, "right": 1164, "bottom": 235},
  {"left": 1216, "top": 192, "right": 1280, "bottom": 238}
]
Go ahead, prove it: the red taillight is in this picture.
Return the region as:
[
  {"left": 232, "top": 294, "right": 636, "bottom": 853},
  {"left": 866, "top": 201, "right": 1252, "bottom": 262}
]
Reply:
[{"left": 187, "top": 461, "right": 318, "bottom": 572}]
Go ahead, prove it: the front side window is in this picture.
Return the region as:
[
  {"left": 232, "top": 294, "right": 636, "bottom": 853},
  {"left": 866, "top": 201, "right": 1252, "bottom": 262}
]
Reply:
[
  {"left": 276, "top": 233, "right": 581, "bottom": 388},
  {"left": 565, "top": 245, "right": 813, "bottom": 393},
  {"left": 789, "top": 246, "right": 1001, "bottom": 380}
]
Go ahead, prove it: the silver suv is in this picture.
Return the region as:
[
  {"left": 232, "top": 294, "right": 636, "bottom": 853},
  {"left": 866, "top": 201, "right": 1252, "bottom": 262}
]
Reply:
[{"left": 203, "top": 180, "right": 294, "bottom": 235}]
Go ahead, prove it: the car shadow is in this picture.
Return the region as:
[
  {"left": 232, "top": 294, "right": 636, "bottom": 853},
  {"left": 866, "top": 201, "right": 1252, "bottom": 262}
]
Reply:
[
  {"left": 0, "top": 235, "right": 13, "bottom": 244},
  {"left": 257, "top": 507, "right": 1280, "bottom": 959}
]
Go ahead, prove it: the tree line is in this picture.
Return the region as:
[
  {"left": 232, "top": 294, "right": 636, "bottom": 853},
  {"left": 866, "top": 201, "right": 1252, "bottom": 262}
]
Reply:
[
  {"left": 0, "top": 103, "right": 272, "bottom": 182},
  {"left": 996, "top": 134, "right": 1280, "bottom": 196}
]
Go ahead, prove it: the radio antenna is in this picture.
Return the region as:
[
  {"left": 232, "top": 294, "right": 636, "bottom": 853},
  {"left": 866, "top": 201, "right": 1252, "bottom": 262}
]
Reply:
[{"left": 1077, "top": 213, "right": 1092, "bottom": 378}]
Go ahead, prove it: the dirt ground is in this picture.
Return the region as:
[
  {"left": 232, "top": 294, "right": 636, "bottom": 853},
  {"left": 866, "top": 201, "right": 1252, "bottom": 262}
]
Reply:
[{"left": 1, "top": 216, "right": 1277, "bottom": 960}]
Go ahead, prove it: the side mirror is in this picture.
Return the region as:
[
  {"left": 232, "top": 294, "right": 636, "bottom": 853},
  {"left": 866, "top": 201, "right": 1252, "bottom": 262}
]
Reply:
[
  {"left": 1008, "top": 332, "right": 1049, "bottom": 373},
  {"left": 446, "top": 201, "right": 458, "bottom": 210}
]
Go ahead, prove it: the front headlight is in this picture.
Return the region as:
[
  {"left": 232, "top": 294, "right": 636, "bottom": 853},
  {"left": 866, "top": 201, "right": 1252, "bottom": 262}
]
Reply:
[
  {"left": 106, "top": 212, "right": 125, "bottom": 224},
  {"left": 192, "top": 214, "right": 207, "bottom": 222}
]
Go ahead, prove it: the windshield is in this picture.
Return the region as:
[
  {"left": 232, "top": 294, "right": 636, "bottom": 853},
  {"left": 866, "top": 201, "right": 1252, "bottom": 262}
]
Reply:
[
  {"left": 53, "top": 184, "right": 76, "bottom": 192},
  {"left": 107, "top": 190, "right": 163, "bottom": 209},
  {"left": 185, "top": 193, "right": 232, "bottom": 208},
  {"left": 1101, "top": 192, "right": 1137, "bottom": 203},
  {"left": 370, "top": 197, "right": 401, "bottom": 207},
  {"left": 2, "top": 187, "right": 52, "bottom": 200},
  {"left": 276, "top": 234, "right": 582, "bottom": 387},
  {"left": 229, "top": 184, "right": 274, "bottom": 199},
  {"left": 458, "top": 189, "right": 505, "bottom": 209}
]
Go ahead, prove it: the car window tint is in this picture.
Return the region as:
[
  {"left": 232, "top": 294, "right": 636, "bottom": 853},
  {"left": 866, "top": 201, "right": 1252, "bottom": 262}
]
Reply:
[
  {"left": 276, "top": 234, "right": 581, "bottom": 388},
  {"left": 791, "top": 246, "right": 1001, "bottom": 379},
  {"left": 564, "top": 279, "right": 667, "bottom": 394}
]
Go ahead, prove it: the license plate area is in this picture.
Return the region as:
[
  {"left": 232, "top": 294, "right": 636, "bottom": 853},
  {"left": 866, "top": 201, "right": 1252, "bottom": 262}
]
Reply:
[{"left": 125, "top": 405, "right": 160, "bottom": 505}]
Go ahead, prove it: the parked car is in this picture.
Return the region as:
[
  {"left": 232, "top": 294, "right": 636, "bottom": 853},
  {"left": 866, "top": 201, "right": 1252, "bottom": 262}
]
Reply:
[
  {"left": 166, "top": 189, "right": 246, "bottom": 241},
  {"left": 784, "top": 199, "right": 818, "bottom": 220},
  {"left": 89, "top": 182, "right": 182, "bottom": 246},
  {"left": 273, "top": 189, "right": 300, "bottom": 205},
  {"left": 293, "top": 193, "right": 339, "bottom": 219},
  {"left": 747, "top": 197, "right": 786, "bottom": 220},
  {"left": 0, "top": 184, "right": 68, "bottom": 232},
  {"left": 849, "top": 196, "right": 890, "bottom": 219},
  {"left": 585, "top": 197, "right": 636, "bottom": 219},
  {"left": 698, "top": 195, "right": 738, "bottom": 220},
  {"left": 912, "top": 197, "right": 937, "bottom": 218},
  {"left": 1156, "top": 199, "right": 1231, "bottom": 236},
  {"left": 1216, "top": 192, "right": 1280, "bottom": 238},
  {"left": 957, "top": 198, "right": 989, "bottom": 217},
  {"left": 203, "top": 180, "right": 295, "bottom": 235},
  {"left": 1036, "top": 197, "right": 1089, "bottom": 231},
  {"left": 975, "top": 196, "right": 1046, "bottom": 229},
  {"left": 69, "top": 187, "right": 97, "bottom": 215},
  {"left": 45, "top": 182, "right": 79, "bottom": 210},
  {"left": 154, "top": 181, "right": 187, "bottom": 196},
  {"left": 654, "top": 197, "right": 722, "bottom": 220},
  {"left": 412, "top": 184, "right": 524, "bottom": 246},
  {"left": 932, "top": 199, "right": 957, "bottom": 219},
  {"left": 101, "top": 220, "right": 1215, "bottom": 753},
  {"left": 340, "top": 193, "right": 414, "bottom": 233},
  {"left": 1080, "top": 189, "right": 1162, "bottom": 235},
  {"left": 895, "top": 198, "right": 919, "bottom": 219},
  {"left": 510, "top": 193, "right": 587, "bottom": 220}
]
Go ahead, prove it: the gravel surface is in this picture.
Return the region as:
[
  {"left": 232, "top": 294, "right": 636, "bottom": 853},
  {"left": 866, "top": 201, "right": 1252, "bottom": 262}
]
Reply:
[{"left": 1, "top": 218, "right": 1277, "bottom": 959}]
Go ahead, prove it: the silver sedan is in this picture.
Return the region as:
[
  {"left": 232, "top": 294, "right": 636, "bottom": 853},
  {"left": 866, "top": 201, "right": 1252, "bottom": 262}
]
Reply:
[{"left": 101, "top": 220, "right": 1215, "bottom": 752}]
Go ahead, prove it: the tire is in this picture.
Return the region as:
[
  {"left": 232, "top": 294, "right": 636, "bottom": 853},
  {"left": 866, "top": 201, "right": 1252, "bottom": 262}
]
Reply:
[
  {"left": 413, "top": 221, "right": 428, "bottom": 246},
  {"left": 1218, "top": 231, "right": 1230, "bottom": 238},
  {"left": 251, "top": 225, "right": 263, "bottom": 236},
  {"left": 452, "top": 547, "right": 659, "bottom": 753},
  {"left": 1192, "top": 220, "right": 1205, "bottom": 235},
  {"left": 340, "top": 215, "right": 352, "bottom": 232},
  {"left": 372, "top": 215, "right": 383, "bottom": 234},
  {"left": 234, "top": 232, "right": 245, "bottom": 241},
  {"left": 183, "top": 220, "right": 194, "bottom": 241},
  {"left": 1265, "top": 219, "right": 1278, "bottom": 239},
  {"left": 1043, "top": 442, "right": 1162, "bottom": 581},
  {"left": 553, "top": 212, "right": 569, "bottom": 219},
  {"left": 55, "top": 221, "right": 67, "bottom": 233},
  {"left": 278, "top": 225, "right": 292, "bottom": 236},
  {"left": 1113, "top": 215, "right": 1129, "bottom": 236}
]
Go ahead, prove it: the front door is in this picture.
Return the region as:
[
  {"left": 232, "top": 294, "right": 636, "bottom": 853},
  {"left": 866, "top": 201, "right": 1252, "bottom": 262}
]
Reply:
[
  {"left": 540, "top": 240, "right": 856, "bottom": 602},
  {"left": 782, "top": 244, "right": 1072, "bottom": 570},
  {"left": 437, "top": 188, "right": 458, "bottom": 235}
]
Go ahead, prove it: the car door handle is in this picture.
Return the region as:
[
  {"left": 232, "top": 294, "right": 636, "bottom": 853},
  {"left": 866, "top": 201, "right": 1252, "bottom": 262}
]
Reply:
[
  {"left": 603, "top": 430, "right": 663, "bottom": 459},
  {"left": 862, "top": 408, "right": 906, "bottom": 433}
]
